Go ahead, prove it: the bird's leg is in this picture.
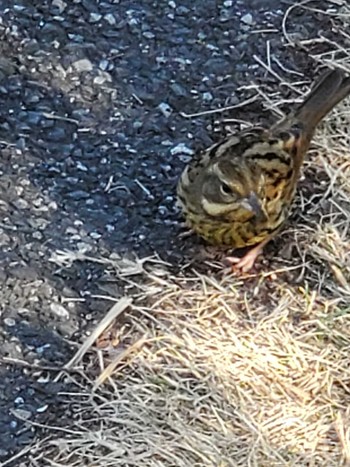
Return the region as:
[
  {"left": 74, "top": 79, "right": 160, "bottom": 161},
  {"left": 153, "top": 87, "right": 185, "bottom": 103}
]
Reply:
[{"left": 225, "top": 238, "right": 271, "bottom": 273}]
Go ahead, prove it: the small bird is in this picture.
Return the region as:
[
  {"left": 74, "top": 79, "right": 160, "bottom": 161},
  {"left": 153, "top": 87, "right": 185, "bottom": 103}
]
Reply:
[{"left": 177, "top": 68, "right": 350, "bottom": 272}]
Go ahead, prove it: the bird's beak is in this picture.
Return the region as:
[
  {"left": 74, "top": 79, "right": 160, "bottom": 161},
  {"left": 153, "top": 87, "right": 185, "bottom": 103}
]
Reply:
[{"left": 243, "top": 193, "right": 267, "bottom": 222}]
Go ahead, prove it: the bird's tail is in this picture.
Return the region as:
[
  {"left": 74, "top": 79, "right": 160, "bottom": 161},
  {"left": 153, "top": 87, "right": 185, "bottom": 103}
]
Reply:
[
  {"left": 292, "top": 68, "right": 350, "bottom": 134},
  {"left": 273, "top": 68, "right": 350, "bottom": 137}
]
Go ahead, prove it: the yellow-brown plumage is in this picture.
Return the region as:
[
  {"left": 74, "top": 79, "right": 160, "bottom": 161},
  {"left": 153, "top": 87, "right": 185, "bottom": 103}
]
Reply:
[{"left": 177, "top": 69, "right": 350, "bottom": 271}]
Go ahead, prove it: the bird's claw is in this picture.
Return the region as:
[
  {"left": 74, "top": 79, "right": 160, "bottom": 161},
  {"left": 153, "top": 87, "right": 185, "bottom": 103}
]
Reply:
[{"left": 225, "top": 245, "right": 264, "bottom": 273}]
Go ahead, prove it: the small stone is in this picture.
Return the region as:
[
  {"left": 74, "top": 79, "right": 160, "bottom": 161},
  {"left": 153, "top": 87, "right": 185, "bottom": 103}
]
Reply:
[
  {"left": 104, "top": 13, "right": 116, "bottom": 25},
  {"left": 67, "top": 190, "right": 90, "bottom": 200},
  {"left": 133, "top": 120, "right": 143, "bottom": 129},
  {"left": 76, "top": 161, "right": 88, "bottom": 171},
  {"left": 177, "top": 6, "right": 189, "bottom": 14},
  {"left": 202, "top": 92, "right": 213, "bottom": 101},
  {"left": 143, "top": 31, "right": 155, "bottom": 39},
  {"left": 4, "top": 318, "right": 16, "bottom": 327},
  {"left": 77, "top": 242, "right": 93, "bottom": 253},
  {"left": 89, "top": 12, "right": 102, "bottom": 23},
  {"left": 52, "top": 0, "right": 67, "bottom": 13},
  {"left": 65, "top": 226, "right": 78, "bottom": 235},
  {"left": 170, "top": 143, "right": 194, "bottom": 156},
  {"left": 36, "top": 344, "right": 50, "bottom": 356},
  {"left": 18, "top": 308, "right": 31, "bottom": 315},
  {"left": 72, "top": 58, "right": 93, "bottom": 72},
  {"left": 158, "top": 102, "right": 172, "bottom": 117},
  {"left": 0, "top": 231, "right": 11, "bottom": 245},
  {"left": 13, "top": 4, "right": 25, "bottom": 11},
  {"left": 50, "top": 303, "right": 70, "bottom": 319},
  {"left": 170, "top": 82, "right": 187, "bottom": 97},
  {"left": 223, "top": 0, "right": 233, "bottom": 6},
  {"left": 99, "top": 59, "right": 109, "bottom": 71},
  {"left": 26, "top": 111, "right": 42, "bottom": 125},
  {"left": 49, "top": 201, "right": 58, "bottom": 210},
  {"left": 13, "top": 198, "right": 29, "bottom": 209},
  {"left": 90, "top": 231, "right": 102, "bottom": 239},
  {"left": 46, "top": 126, "right": 66, "bottom": 142},
  {"left": 94, "top": 72, "right": 112, "bottom": 85},
  {"left": 32, "top": 231, "right": 43, "bottom": 240},
  {"left": 37, "top": 374, "right": 50, "bottom": 383},
  {"left": 36, "top": 404, "right": 49, "bottom": 413},
  {"left": 241, "top": 13, "right": 253, "bottom": 25}
]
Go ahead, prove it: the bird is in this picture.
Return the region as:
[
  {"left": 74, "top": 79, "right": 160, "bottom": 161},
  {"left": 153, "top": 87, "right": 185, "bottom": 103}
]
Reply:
[{"left": 177, "top": 68, "right": 350, "bottom": 272}]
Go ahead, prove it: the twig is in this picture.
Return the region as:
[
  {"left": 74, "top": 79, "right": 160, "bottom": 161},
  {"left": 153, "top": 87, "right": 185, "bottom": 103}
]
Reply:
[
  {"left": 0, "top": 356, "right": 82, "bottom": 373},
  {"left": 0, "top": 443, "right": 45, "bottom": 467},
  {"left": 272, "top": 56, "right": 305, "bottom": 76},
  {"left": 42, "top": 112, "right": 79, "bottom": 124},
  {"left": 253, "top": 54, "right": 304, "bottom": 95},
  {"left": 10, "top": 409, "right": 86, "bottom": 435},
  {"left": 180, "top": 94, "right": 260, "bottom": 119},
  {"left": 60, "top": 297, "right": 132, "bottom": 372},
  {"left": 281, "top": 0, "right": 317, "bottom": 47},
  {"left": 93, "top": 335, "right": 147, "bottom": 390}
]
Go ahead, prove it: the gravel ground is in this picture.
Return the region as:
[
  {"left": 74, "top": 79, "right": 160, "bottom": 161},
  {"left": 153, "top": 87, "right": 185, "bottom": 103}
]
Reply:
[{"left": 0, "top": 0, "right": 338, "bottom": 462}]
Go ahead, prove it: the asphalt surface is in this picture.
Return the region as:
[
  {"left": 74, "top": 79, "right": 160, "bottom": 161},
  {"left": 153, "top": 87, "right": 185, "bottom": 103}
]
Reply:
[{"left": 0, "top": 0, "right": 335, "bottom": 463}]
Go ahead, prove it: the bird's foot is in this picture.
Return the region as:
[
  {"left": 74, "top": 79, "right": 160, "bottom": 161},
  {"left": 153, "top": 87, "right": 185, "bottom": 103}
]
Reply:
[{"left": 225, "top": 243, "right": 265, "bottom": 273}]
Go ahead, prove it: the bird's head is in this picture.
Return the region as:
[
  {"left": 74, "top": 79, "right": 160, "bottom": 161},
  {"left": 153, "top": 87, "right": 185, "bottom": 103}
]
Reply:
[{"left": 200, "top": 158, "right": 267, "bottom": 223}]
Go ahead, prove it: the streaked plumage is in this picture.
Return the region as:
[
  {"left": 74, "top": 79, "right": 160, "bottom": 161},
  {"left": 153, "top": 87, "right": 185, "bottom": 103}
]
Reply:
[{"left": 177, "top": 69, "right": 350, "bottom": 271}]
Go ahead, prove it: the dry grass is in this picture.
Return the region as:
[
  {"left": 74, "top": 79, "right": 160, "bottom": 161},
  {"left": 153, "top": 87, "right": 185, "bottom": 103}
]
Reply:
[
  {"left": 10, "top": 3, "right": 350, "bottom": 467},
  {"left": 18, "top": 264, "right": 350, "bottom": 467}
]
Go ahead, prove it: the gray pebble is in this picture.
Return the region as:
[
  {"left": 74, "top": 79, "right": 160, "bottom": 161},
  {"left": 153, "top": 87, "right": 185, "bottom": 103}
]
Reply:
[
  {"left": 26, "top": 111, "right": 42, "bottom": 125},
  {"left": 89, "top": 13, "right": 102, "bottom": 23},
  {"left": 72, "top": 58, "right": 93, "bottom": 72},
  {"left": 46, "top": 127, "right": 67, "bottom": 142},
  {"left": 32, "top": 231, "right": 43, "bottom": 240},
  {"left": 143, "top": 31, "right": 155, "bottom": 39},
  {"left": 202, "top": 92, "right": 213, "bottom": 101},
  {"left": 90, "top": 231, "right": 102, "bottom": 239},
  {"left": 158, "top": 102, "right": 172, "bottom": 117},
  {"left": 241, "top": 13, "right": 253, "bottom": 25},
  {"left": 13, "top": 199, "right": 29, "bottom": 210},
  {"left": 50, "top": 303, "right": 70, "bottom": 319},
  {"left": 52, "top": 0, "right": 67, "bottom": 14},
  {"left": 36, "top": 404, "right": 49, "bottom": 413},
  {"left": 67, "top": 190, "right": 90, "bottom": 200},
  {"left": 4, "top": 318, "right": 16, "bottom": 327},
  {"left": 170, "top": 82, "right": 188, "bottom": 97},
  {"left": 99, "top": 59, "right": 109, "bottom": 71},
  {"left": 104, "top": 13, "right": 116, "bottom": 25},
  {"left": 170, "top": 143, "right": 194, "bottom": 156}
]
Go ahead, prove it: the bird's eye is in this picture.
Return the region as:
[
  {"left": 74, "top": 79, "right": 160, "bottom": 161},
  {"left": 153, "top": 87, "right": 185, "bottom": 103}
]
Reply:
[{"left": 220, "top": 183, "right": 234, "bottom": 195}]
